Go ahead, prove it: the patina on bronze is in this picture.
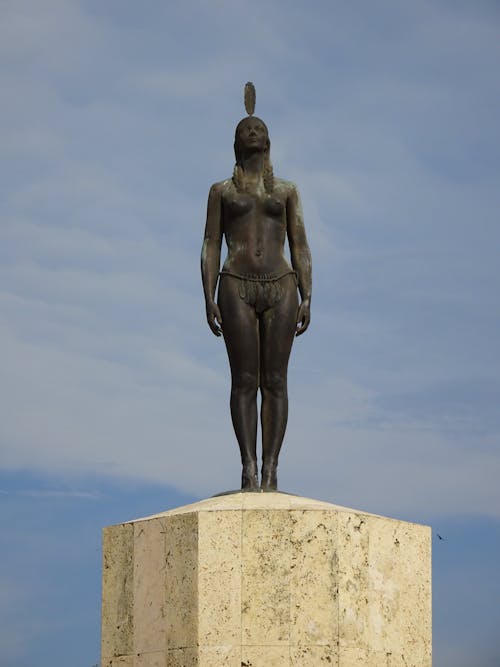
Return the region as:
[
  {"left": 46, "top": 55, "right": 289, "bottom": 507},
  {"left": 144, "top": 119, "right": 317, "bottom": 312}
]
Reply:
[{"left": 201, "top": 83, "right": 312, "bottom": 492}]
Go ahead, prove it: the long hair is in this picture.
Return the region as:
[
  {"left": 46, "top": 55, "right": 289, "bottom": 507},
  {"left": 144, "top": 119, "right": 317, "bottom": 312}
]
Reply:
[{"left": 233, "top": 117, "right": 274, "bottom": 194}]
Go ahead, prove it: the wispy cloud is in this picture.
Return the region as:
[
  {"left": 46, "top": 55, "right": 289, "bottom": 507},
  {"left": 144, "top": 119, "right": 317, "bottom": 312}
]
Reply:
[
  {"left": 1, "top": 488, "right": 102, "bottom": 500},
  {"left": 0, "top": 3, "right": 499, "bottom": 665},
  {"left": 1, "top": 0, "right": 499, "bottom": 521}
]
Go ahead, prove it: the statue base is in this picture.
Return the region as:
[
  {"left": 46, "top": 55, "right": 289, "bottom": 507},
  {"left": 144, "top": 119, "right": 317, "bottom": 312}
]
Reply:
[{"left": 101, "top": 492, "right": 431, "bottom": 666}]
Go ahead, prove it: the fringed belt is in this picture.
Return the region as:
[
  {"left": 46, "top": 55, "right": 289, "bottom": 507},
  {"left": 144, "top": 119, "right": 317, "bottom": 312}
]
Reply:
[{"left": 219, "top": 270, "right": 297, "bottom": 313}]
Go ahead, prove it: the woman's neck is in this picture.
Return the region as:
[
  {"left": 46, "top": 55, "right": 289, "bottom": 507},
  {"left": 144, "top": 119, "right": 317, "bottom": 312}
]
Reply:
[{"left": 240, "top": 152, "right": 265, "bottom": 176}]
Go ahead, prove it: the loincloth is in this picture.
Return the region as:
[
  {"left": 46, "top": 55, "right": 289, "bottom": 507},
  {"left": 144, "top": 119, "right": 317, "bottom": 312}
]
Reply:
[{"left": 219, "top": 270, "right": 297, "bottom": 314}]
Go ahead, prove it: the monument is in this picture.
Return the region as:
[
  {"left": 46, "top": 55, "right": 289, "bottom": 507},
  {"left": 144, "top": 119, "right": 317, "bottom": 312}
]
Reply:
[
  {"left": 201, "top": 82, "right": 312, "bottom": 492},
  {"left": 100, "top": 84, "right": 432, "bottom": 666}
]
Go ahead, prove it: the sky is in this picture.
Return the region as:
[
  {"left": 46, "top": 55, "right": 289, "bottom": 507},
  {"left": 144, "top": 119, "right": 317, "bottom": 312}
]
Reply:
[{"left": 0, "top": 0, "right": 499, "bottom": 665}]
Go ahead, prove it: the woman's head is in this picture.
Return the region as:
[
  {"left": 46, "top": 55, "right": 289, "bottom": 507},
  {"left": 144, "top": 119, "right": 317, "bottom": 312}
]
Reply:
[
  {"left": 234, "top": 116, "right": 270, "bottom": 164},
  {"left": 232, "top": 115, "right": 274, "bottom": 193}
]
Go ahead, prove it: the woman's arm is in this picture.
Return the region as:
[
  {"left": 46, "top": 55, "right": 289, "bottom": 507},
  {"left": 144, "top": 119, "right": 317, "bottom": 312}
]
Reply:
[
  {"left": 201, "top": 183, "right": 224, "bottom": 336},
  {"left": 286, "top": 184, "right": 312, "bottom": 336}
]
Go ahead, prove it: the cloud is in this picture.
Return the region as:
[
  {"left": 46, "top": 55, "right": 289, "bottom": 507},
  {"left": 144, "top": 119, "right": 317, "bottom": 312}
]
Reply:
[
  {"left": 0, "top": 0, "right": 499, "bottom": 524},
  {"left": 0, "top": 6, "right": 499, "bottom": 667},
  {"left": 2, "top": 308, "right": 499, "bottom": 517},
  {"left": 1, "top": 488, "right": 102, "bottom": 500}
]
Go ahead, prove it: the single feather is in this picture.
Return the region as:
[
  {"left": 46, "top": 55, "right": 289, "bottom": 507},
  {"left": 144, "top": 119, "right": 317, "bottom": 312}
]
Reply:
[{"left": 244, "top": 82, "right": 256, "bottom": 115}]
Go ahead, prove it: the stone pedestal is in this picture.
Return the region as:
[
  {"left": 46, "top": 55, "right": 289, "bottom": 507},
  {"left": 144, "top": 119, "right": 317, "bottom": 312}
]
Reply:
[{"left": 101, "top": 493, "right": 431, "bottom": 666}]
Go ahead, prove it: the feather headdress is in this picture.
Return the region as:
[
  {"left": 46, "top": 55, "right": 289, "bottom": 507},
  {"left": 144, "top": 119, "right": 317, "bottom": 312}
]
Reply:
[
  {"left": 234, "top": 81, "right": 274, "bottom": 193},
  {"left": 244, "top": 81, "right": 256, "bottom": 116}
]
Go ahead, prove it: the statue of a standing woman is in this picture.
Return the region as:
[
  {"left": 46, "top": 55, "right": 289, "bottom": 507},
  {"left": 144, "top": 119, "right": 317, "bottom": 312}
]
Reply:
[{"left": 201, "top": 83, "right": 312, "bottom": 492}]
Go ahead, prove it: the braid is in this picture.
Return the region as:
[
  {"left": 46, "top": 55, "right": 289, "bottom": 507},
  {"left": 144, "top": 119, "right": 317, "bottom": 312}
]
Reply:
[
  {"left": 263, "top": 155, "right": 274, "bottom": 194},
  {"left": 232, "top": 163, "right": 245, "bottom": 192}
]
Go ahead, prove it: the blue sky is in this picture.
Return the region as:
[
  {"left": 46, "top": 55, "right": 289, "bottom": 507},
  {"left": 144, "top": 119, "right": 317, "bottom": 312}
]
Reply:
[{"left": 0, "top": 1, "right": 499, "bottom": 665}]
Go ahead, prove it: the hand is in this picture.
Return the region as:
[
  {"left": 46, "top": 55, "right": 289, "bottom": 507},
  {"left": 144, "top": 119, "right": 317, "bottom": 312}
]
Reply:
[
  {"left": 295, "top": 300, "right": 310, "bottom": 336},
  {"left": 206, "top": 301, "right": 223, "bottom": 337}
]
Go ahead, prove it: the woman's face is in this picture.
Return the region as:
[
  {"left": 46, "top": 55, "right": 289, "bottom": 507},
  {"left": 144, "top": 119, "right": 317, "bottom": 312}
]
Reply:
[{"left": 235, "top": 117, "right": 269, "bottom": 155}]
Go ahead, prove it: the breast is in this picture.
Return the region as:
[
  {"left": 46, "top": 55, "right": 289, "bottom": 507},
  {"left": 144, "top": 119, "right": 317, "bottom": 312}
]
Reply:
[
  {"left": 225, "top": 195, "right": 253, "bottom": 216},
  {"left": 263, "top": 196, "right": 284, "bottom": 216}
]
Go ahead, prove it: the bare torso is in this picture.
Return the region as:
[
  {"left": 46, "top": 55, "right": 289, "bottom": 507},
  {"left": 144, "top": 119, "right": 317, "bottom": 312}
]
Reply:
[{"left": 218, "top": 178, "right": 294, "bottom": 276}]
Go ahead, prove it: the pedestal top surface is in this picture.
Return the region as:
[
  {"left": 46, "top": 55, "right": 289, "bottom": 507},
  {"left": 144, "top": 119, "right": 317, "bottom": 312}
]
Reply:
[{"left": 124, "top": 492, "right": 427, "bottom": 527}]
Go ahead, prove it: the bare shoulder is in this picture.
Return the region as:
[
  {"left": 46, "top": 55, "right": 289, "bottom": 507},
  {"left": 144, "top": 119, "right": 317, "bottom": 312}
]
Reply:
[
  {"left": 273, "top": 178, "right": 300, "bottom": 198},
  {"left": 209, "top": 178, "right": 233, "bottom": 196}
]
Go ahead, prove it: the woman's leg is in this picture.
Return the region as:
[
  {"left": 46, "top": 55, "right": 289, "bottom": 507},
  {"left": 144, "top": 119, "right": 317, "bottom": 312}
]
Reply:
[
  {"left": 218, "top": 276, "right": 260, "bottom": 490},
  {"left": 259, "top": 275, "right": 299, "bottom": 490}
]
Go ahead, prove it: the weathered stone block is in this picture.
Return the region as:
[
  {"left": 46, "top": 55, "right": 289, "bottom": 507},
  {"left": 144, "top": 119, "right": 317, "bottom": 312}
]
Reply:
[{"left": 101, "top": 493, "right": 431, "bottom": 666}]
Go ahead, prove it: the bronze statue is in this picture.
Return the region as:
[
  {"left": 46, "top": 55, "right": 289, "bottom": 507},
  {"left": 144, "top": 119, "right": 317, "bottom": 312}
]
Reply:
[{"left": 201, "top": 83, "right": 312, "bottom": 492}]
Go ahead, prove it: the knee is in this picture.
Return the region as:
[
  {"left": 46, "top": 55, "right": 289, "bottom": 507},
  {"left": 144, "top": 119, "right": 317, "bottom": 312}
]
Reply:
[
  {"left": 232, "top": 371, "right": 258, "bottom": 395},
  {"left": 261, "top": 371, "right": 286, "bottom": 397}
]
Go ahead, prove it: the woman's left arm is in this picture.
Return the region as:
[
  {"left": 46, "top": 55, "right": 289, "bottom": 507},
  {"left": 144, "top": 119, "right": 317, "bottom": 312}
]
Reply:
[{"left": 286, "top": 184, "right": 312, "bottom": 336}]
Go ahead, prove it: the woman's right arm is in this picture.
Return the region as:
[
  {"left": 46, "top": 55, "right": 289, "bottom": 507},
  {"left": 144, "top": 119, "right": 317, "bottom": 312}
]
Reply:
[{"left": 201, "top": 183, "right": 224, "bottom": 336}]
